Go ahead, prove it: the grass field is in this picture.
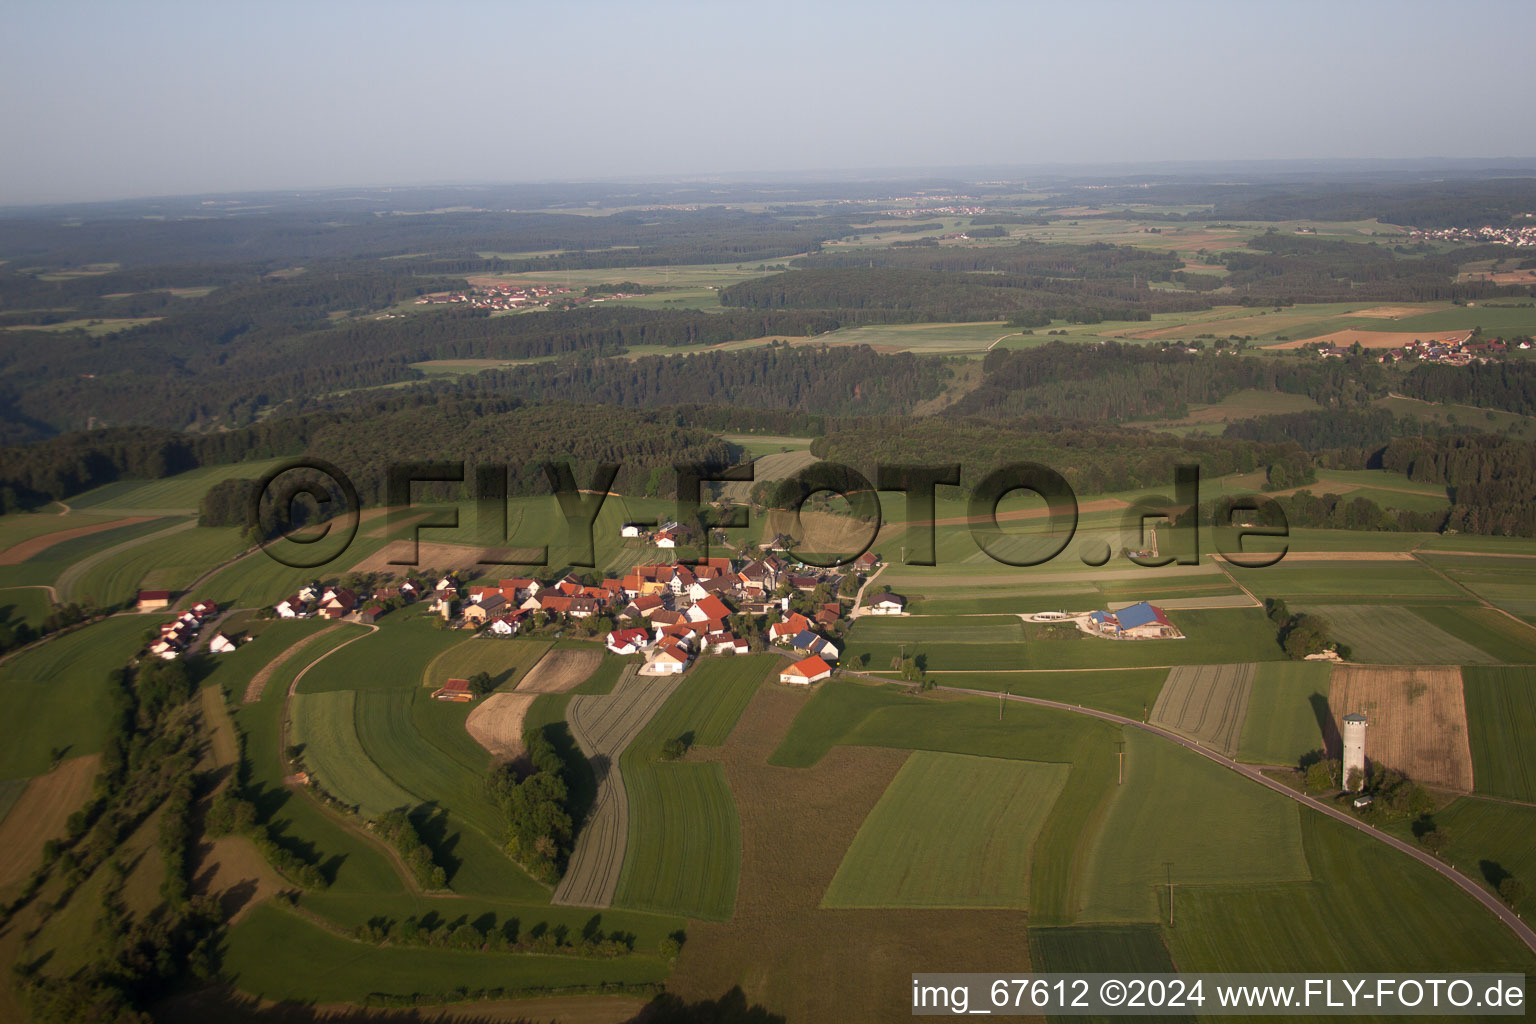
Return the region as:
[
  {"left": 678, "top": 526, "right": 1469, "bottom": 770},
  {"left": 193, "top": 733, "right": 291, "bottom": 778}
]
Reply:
[
  {"left": 1237, "top": 661, "right": 1332, "bottom": 765},
  {"left": 0, "top": 515, "right": 180, "bottom": 592},
  {"left": 767, "top": 681, "right": 930, "bottom": 769},
  {"left": 296, "top": 614, "right": 465, "bottom": 694},
  {"left": 1029, "top": 924, "right": 1180, "bottom": 973},
  {"left": 1410, "top": 605, "right": 1536, "bottom": 663},
  {"left": 1149, "top": 663, "right": 1255, "bottom": 758},
  {"left": 1167, "top": 812, "right": 1536, "bottom": 974},
  {"left": 1233, "top": 561, "right": 1463, "bottom": 601},
  {"left": 222, "top": 902, "right": 670, "bottom": 1004},
  {"left": 422, "top": 636, "right": 556, "bottom": 692},
  {"left": 822, "top": 751, "right": 1068, "bottom": 909},
  {"left": 67, "top": 459, "right": 292, "bottom": 513},
  {"left": 0, "top": 615, "right": 147, "bottom": 779},
  {"left": 937, "top": 669, "right": 1168, "bottom": 720},
  {"left": 0, "top": 586, "right": 53, "bottom": 632},
  {"left": 1462, "top": 667, "right": 1536, "bottom": 803},
  {"left": 1077, "top": 731, "right": 1310, "bottom": 922},
  {"left": 68, "top": 524, "right": 247, "bottom": 606},
  {"left": 1295, "top": 603, "right": 1495, "bottom": 664},
  {"left": 1417, "top": 797, "right": 1536, "bottom": 920},
  {"left": 289, "top": 690, "right": 417, "bottom": 817}
]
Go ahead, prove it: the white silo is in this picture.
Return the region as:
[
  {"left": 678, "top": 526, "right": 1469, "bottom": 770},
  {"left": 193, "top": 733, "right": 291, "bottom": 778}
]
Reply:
[{"left": 1342, "top": 713, "right": 1368, "bottom": 791}]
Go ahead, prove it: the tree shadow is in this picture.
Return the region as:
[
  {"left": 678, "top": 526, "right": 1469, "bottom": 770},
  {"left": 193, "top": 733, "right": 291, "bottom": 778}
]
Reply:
[
  {"left": 626, "top": 987, "right": 787, "bottom": 1023},
  {"left": 1309, "top": 691, "right": 1341, "bottom": 759},
  {"left": 1481, "top": 860, "right": 1512, "bottom": 889}
]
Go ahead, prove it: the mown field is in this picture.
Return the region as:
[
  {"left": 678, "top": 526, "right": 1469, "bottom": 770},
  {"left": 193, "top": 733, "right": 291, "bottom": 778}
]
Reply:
[
  {"left": 1237, "top": 661, "right": 1331, "bottom": 765},
  {"left": 67, "top": 459, "right": 293, "bottom": 513},
  {"left": 1029, "top": 923, "right": 1180, "bottom": 973},
  {"left": 1462, "top": 666, "right": 1536, "bottom": 803},
  {"left": 822, "top": 751, "right": 1068, "bottom": 909},
  {"left": 1077, "top": 731, "right": 1311, "bottom": 923},
  {"left": 1167, "top": 812, "right": 1536, "bottom": 974},
  {"left": 1415, "top": 797, "right": 1536, "bottom": 921},
  {"left": 0, "top": 515, "right": 180, "bottom": 592},
  {"left": 1149, "top": 663, "right": 1255, "bottom": 758},
  {"left": 67, "top": 524, "right": 247, "bottom": 606},
  {"left": 289, "top": 689, "right": 416, "bottom": 817},
  {"left": 423, "top": 636, "right": 555, "bottom": 692},
  {"left": 938, "top": 668, "right": 1168, "bottom": 720},
  {"left": 0, "top": 614, "right": 149, "bottom": 779},
  {"left": 610, "top": 658, "right": 776, "bottom": 920},
  {"left": 1296, "top": 603, "right": 1495, "bottom": 664}
]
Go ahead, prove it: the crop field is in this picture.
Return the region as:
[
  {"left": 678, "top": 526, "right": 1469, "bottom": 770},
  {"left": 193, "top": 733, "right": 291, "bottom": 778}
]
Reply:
[
  {"left": 611, "top": 758, "right": 740, "bottom": 920},
  {"left": 1078, "top": 731, "right": 1310, "bottom": 922},
  {"left": 939, "top": 668, "right": 1168, "bottom": 720},
  {"left": 0, "top": 615, "right": 149, "bottom": 779},
  {"left": 1132, "top": 388, "right": 1320, "bottom": 434},
  {"left": 1232, "top": 561, "right": 1462, "bottom": 601},
  {"left": 1295, "top": 604, "right": 1496, "bottom": 664},
  {"left": 0, "top": 777, "right": 25, "bottom": 827},
  {"left": 0, "top": 515, "right": 181, "bottom": 592},
  {"left": 554, "top": 670, "right": 684, "bottom": 909},
  {"left": 849, "top": 614, "right": 1026, "bottom": 645},
  {"left": 422, "top": 636, "right": 556, "bottom": 692},
  {"left": 1328, "top": 666, "right": 1473, "bottom": 791},
  {"left": 633, "top": 655, "right": 777, "bottom": 750},
  {"left": 1149, "top": 663, "right": 1256, "bottom": 758},
  {"left": 1419, "top": 558, "right": 1536, "bottom": 620},
  {"left": 0, "top": 511, "right": 153, "bottom": 564},
  {"left": 822, "top": 752, "right": 1068, "bottom": 909},
  {"left": 66, "top": 459, "right": 293, "bottom": 513},
  {"left": 1237, "top": 661, "right": 1332, "bottom": 765},
  {"left": 1029, "top": 924, "right": 1179, "bottom": 974},
  {"left": 811, "top": 320, "right": 1017, "bottom": 355},
  {"left": 0, "top": 754, "right": 99, "bottom": 891},
  {"left": 719, "top": 432, "right": 814, "bottom": 457},
  {"left": 768, "top": 681, "right": 923, "bottom": 768},
  {"left": 289, "top": 690, "right": 416, "bottom": 817},
  {"left": 1461, "top": 667, "right": 1536, "bottom": 803},
  {"left": 1167, "top": 813, "right": 1536, "bottom": 974},
  {"left": 1409, "top": 605, "right": 1536, "bottom": 663},
  {"left": 221, "top": 902, "right": 670, "bottom": 1005},
  {"left": 515, "top": 646, "right": 603, "bottom": 693}
]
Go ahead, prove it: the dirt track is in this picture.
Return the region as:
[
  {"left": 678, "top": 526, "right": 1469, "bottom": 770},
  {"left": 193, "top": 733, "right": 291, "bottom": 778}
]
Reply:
[
  {"left": 242, "top": 626, "right": 342, "bottom": 703},
  {"left": 516, "top": 647, "right": 603, "bottom": 693},
  {"left": 0, "top": 516, "right": 153, "bottom": 565},
  {"left": 465, "top": 692, "right": 539, "bottom": 761},
  {"left": 0, "top": 754, "right": 100, "bottom": 889}
]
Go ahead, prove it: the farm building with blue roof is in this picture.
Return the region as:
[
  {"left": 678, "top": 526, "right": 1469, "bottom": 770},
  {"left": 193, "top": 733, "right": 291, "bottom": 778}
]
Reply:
[{"left": 1085, "top": 601, "right": 1182, "bottom": 639}]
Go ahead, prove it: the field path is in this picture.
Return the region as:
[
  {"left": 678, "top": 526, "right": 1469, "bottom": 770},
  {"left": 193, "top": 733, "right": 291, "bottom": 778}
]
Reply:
[
  {"left": 1411, "top": 551, "right": 1536, "bottom": 638},
  {"left": 54, "top": 517, "right": 196, "bottom": 603},
  {"left": 552, "top": 665, "right": 684, "bottom": 908},
  {"left": 940, "top": 684, "right": 1536, "bottom": 958},
  {"left": 0, "top": 515, "right": 154, "bottom": 565},
  {"left": 242, "top": 625, "right": 343, "bottom": 703}
]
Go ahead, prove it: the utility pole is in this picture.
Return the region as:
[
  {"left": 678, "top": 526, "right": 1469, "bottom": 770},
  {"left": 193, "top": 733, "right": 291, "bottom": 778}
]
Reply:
[
  {"left": 1166, "top": 862, "right": 1174, "bottom": 926},
  {"left": 999, "top": 689, "right": 1005, "bottom": 721},
  {"left": 1116, "top": 739, "right": 1125, "bottom": 785}
]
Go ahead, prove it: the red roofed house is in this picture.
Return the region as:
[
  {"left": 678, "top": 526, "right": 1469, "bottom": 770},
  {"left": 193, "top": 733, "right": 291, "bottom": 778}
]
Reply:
[
  {"left": 137, "top": 590, "right": 172, "bottom": 612},
  {"left": 686, "top": 594, "right": 732, "bottom": 625},
  {"left": 433, "top": 678, "right": 474, "bottom": 702},
  {"left": 780, "top": 655, "right": 833, "bottom": 685},
  {"left": 606, "top": 628, "right": 649, "bottom": 655},
  {"left": 768, "top": 613, "right": 812, "bottom": 643}
]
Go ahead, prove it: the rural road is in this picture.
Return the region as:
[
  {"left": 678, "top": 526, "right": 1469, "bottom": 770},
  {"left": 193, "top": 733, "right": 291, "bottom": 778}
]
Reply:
[{"left": 939, "top": 685, "right": 1536, "bottom": 957}]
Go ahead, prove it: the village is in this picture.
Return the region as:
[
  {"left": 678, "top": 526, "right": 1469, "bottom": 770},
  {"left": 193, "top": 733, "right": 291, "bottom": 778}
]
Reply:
[
  {"left": 1408, "top": 221, "right": 1536, "bottom": 247},
  {"left": 1309, "top": 333, "right": 1528, "bottom": 364},
  {"left": 413, "top": 281, "right": 648, "bottom": 312}
]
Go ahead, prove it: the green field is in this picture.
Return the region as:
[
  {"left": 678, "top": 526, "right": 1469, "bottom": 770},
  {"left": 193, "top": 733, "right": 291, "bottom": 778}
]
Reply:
[
  {"left": 222, "top": 902, "right": 669, "bottom": 1004},
  {"left": 1167, "top": 812, "right": 1536, "bottom": 974},
  {"left": 938, "top": 669, "right": 1168, "bottom": 720},
  {"left": 1029, "top": 924, "right": 1179, "bottom": 973},
  {"left": 289, "top": 690, "right": 417, "bottom": 817},
  {"left": 0, "top": 516, "right": 181, "bottom": 592},
  {"left": 68, "top": 524, "right": 247, "bottom": 606},
  {"left": 297, "top": 614, "right": 465, "bottom": 695},
  {"left": 422, "top": 636, "right": 556, "bottom": 691},
  {"left": 1410, "top": 605, "right": 1536, "bottom": 663},
  {"left": 0, "top": 510, "right": 133, "bottom": 551},
  {"left": 1078, "top": 731, "right": 1310, "bottom": 922},
  {"left": 0, "top": 615, "right": 149, "bottom": 779},
  {"left": 849, "top": 614, "right": 1027, "bottom": 645},
  {"left": 66, "top": 459, "right": 293, "bottom": 513},
  {"left": 0, "top": 586, "right": 53, "bottom": 633},
  {"left": 1462, "top": 667, "right": 1536, "bottom": 803},
  {"left": 1237, "top": 661, "right": 1331, "bottom": 765},
  {"left": 1294, "top": 604, "right": 1495, "bottom": 664},
  {"left": 1417, "top": 798, "right": 1536, "bottom": 920},
  {"left": 1233, "top": 561, "right": 1462, "bottom": 601},
  {"left": 823, "top": 752, "right": 1068, "bottom": 909},
  {"left": 609, "top": 658, "right": 774, "bottom": 920}
]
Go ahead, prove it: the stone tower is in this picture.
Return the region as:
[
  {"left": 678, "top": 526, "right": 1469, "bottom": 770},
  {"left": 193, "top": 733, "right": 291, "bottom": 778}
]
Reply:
[{"left": 1342, "top": 712, "right": 1368, "bottom": 791}]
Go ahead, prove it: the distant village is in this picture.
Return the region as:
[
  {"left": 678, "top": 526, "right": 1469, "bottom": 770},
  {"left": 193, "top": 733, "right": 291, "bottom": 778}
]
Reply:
[
  {"left": 1409, "top": 222, "right": 1536, "bottom": 247},
  {"left": 1311, "top": 334, "right": 1528, "bottom": 365},
  {"left": 413, "top": 282, "right": 647, "bottom": 312}
]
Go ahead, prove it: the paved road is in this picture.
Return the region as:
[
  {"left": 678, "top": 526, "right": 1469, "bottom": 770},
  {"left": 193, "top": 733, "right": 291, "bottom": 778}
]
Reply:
[{"left": 940, "top": 684, "right": 1536, "bottom": 957}]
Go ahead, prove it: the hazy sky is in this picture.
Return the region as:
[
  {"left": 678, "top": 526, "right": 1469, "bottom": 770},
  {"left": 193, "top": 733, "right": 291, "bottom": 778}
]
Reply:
[{"left": 4, "top": 0, "right": 1534, "bottom": 205}]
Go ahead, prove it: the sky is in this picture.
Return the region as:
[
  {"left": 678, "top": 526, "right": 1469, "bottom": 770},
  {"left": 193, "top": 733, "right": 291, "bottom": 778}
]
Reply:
[{"left": 4, "top": 0, "right": 1535, "bottom": 205}]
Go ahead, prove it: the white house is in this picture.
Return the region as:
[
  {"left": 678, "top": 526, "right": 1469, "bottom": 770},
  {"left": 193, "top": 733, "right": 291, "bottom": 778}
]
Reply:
[
  {"left": 606, "top": 628, "right": 649, "bottom": 655},
  {"left": 208, "top": 633, "right": 238, "bottom": 654},
  {"left": 868, "top": 593, "right": 907, "bottom": 615},
  {"left": 648, "top": 642, "right": 690, "bottom": 674},
  {"left": 620, "top": 524, "right": 644, "bottom": 538},
  {"left": 780, "top": 655, "right": 833, "bottom": 685}
]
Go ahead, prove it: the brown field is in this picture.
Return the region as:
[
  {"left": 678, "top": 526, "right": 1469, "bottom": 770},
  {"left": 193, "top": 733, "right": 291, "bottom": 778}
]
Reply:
[
  {"left": 1327, "top": 666, "right": 1473, "bottom": 791},
  {"left": 667, "top": 685, "right": 1037, "bottom": 1022},
  {"left": 1459, "top": 270, "right": 1536, "bottom": 285},
  {"left": 190, "top": 835, "right": 287, "bottom": 922},
  {"left": 0, "top": 754, "right": 100, "bottom": 889},
  {"left": 464, "top": 692, "right": 538, "bottom": 761},
  {"left": 1346, "top": 305, "right": 1451, "bottom": 319},
  {"left": 1266, "top": 329, "right": 1472, "bottom": 351},
  {"left": 515, "top": 647, "right": 603, "bottom": 693},
  {"left": 243, "top": 626, "right": 342, "bottom": 703},
  {"left": 0, "top": 515, "right": 152, "bottom": 565},
  {"left": 201, "top": 684, "right": 240, "bottom": 771},
  {"left": 347, "top": 539, "right": 544, "bottom": 574},
  {"left": 1213, "top": 550, "right": 1414, "bottom": 562}
]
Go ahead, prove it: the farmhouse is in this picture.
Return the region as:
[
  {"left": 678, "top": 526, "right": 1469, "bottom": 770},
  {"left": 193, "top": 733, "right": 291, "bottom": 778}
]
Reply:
[
  {"left": 868, "top": 593, "right": 906, "bottom": 615},
  {"left": 647, "top": 639, "right": 691, "bottom": 674},
  {"left": 137, "top": 590, "right": 171, "bottom": 612},
  {"left": 1086, "top": 602, "right": 1182, "bottom": 639},
  {"left": 433, "top": 678, "right": 475, "bottom": 702},
  {"left": 780, "top": 655, "right": 833, "bottom": 685}
]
